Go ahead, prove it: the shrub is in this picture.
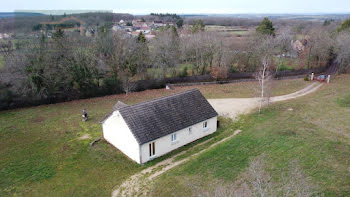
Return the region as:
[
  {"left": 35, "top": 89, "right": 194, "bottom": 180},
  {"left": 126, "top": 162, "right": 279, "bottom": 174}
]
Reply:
[
  {"left": 179, "top": 66, "right": 188, "bottom": 78},
  {"left": 102, "top": 77, "right": 121, "bottom": 94},
  {"left": 0, "top": 84, "right": 13, "bottom": 110},
  {"left": 279, "top": 64, "right": 294, "bottom": 71},
  {"left": 210, "top": 66, "right": 228, "bottom": 81}
]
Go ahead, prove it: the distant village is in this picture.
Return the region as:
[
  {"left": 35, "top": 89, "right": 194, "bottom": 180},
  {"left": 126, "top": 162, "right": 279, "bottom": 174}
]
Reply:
[
  {"left": 111, "top": 19, "right": 176, "bottom": 40},
  {"left": 0, "top": 18, "right": 178, "bottom": 40}
]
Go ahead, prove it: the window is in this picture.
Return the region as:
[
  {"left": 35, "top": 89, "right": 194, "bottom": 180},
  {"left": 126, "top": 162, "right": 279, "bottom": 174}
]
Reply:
[
  {"left": 189, "top": 127, "right": 192, "bottom": 135},
  {"left": 149, "top": 142, "right": 155, "bottom": 157},
  {"left": 203, "top": 121, "right": 208, "bottom": 129},
  {"left": 171, "top": 133, "right": 177, "bottom": 142}
]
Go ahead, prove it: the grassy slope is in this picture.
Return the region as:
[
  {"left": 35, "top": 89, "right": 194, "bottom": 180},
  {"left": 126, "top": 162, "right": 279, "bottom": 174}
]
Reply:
[
  {"left": 175, "top": 79, "right": 309, "bottom": 99},
  {"left": 0, "top": 78, "right": 333, "bottom": 196},
  {"left": 149, "top": 75, "right": 350, "bottom": 196}
]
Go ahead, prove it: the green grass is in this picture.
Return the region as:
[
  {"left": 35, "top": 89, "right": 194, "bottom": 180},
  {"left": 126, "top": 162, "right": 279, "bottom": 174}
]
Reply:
[
  {"left": 0, "top": 98, "right": 147, "bottom": 196},
  {"left": 148, "top": 75, "right": 350, "bottom": 196},
  {"left": 174, "top": 78, "right": 310, "bottom": 98},
  {"left": 337, "top": 94, "right": 350, "bottom": 107},
  {"left": 0, "top": 76, "right": 347, "bottom": 196}
]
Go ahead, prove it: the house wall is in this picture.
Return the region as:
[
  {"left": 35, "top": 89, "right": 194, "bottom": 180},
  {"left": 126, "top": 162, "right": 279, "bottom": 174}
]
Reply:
[
  {"left": 140, "top": 116, "right": 217, "bottom": 164},
  {"left": 102, "top": 111, "right": 141, "bottom": 164}
]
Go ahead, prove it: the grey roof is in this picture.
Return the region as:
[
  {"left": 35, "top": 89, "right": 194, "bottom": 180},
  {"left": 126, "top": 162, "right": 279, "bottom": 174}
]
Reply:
[
  {"left": 117, "top": 89, "right": 218, "bottom": 144},
  {"left": 100, "top": 101, "right": 128, "bottom": 123}
]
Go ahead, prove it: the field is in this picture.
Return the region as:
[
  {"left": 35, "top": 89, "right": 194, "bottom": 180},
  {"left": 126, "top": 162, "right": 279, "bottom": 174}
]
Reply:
[
  {"left": 149, "top": 75, "right": 350, "bottom": 196},
  {"left": 0, "top": 76, "right": 349, "bottom": 196},
  {"left": 205, "top": 25, "right": 252, "bottom": 37}
]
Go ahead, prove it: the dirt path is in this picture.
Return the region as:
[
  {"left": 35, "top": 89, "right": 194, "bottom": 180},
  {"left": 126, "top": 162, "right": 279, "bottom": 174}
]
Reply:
[
  {"left": 111, "top": 82, "right": 323, "bottom": 197},
  {"left": 112, "top": 130, "right": 242, "bottom": 197},
  {"left": 208, "top": 82, "right": 323, "bottom": 120}
]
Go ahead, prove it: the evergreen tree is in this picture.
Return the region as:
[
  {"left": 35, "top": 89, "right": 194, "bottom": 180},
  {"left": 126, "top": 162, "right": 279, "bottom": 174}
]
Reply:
[
  {"left": 137, "top": 32, "right": 146, "bottom": 43},
  {"left": 323, "top": 19, "right": 333, "bottom": 26},
  {"left": 337, "top": 18, "right": 350, "bottom": 32},
  {"left": 256, "top": 17, "right": 275, "bottom": 36},
  {"left": 191, "top": 20, "right": 205, "bottom": 33},
  {"left": 171, "top": 26, "right": 179, "bottom": 38},
  {"left": 53, "top": 29, "right": 64, "bottom": 39},
  {"left": 176, "top": 19, "right": 184, "bottom": 28}
]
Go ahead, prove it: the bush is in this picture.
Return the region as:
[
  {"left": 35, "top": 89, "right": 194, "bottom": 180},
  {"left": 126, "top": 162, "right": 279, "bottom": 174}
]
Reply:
[
  {"left": 179, "top": 66, "right": 188, "bottom": 78},
  {"left": 0, "top": 84, "right": 13, "bottom": 110},
  {"left": 304, "top": 75, "right": 310, "bottom": 81},
  {"left": 102, "top": 77, "right": 121, "bottom": 94},
  {"left": 279, "top": 64, "right": 294, "bottom": 71},
  {"left": 229, "top": 63, "right": 239, "bottom": 73},
  {"left": 210, "top": 66, "right": 228, "bottom": 81}
]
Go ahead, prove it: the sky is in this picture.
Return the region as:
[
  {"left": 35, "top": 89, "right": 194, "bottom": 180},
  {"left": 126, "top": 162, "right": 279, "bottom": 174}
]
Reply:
[{"left": 2, "top": 0, "right": 350, "bottom": 14}]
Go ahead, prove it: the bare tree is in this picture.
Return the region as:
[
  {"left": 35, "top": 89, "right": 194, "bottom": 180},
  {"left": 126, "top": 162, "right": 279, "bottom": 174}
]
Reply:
[
  {"left": 245, "top": 154, "right": 274, "bottom": 197},
  {"left": 254, "top": 35, "right": 276, "bottom": 112},
  {"left": 307, "top": 26, "right": 335, "bottom": 68},
  {"left": 120, "top": 70, "right": 136, "bottom": 96},
  {"left": 181, "top": 31, "right": 223, "bottom": 75},
  {"left": 275, "top": 27, "right": 293, "bottom": 72},
  {"left": 150, "top": 28, "right": 180, "bottom": 78},
  {"left": 282, "top": 160, "right": 315, "bottom": 197},
  {"left": 245, "top": 155, "right": 316, "bottom": 197},
  {"left": 336, "top": 31, "right": 350, "bottom": 73}
]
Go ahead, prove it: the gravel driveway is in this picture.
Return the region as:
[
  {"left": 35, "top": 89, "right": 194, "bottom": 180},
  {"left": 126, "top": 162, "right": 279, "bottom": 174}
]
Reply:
[{"left": 208, "top": 82, "right": 323, "bottom": 120}]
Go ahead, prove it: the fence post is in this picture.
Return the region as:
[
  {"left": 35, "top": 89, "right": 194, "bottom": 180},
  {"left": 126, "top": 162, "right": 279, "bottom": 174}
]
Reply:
[
  {"left": 311, "top": 73, "right": 314, "bottom": 81},
  {"left": 327, "top": 75, "right": 331, "bottom": 84}
]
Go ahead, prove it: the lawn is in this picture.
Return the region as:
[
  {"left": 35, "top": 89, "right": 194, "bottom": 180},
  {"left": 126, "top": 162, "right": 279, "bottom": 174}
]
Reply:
[
  {"left": 174, "top": 78, "right": 310, "bottom": 99},
  {"left": 148, "top": 75, "right": 350, "bottom": 196},
  {"left": 0, "top": 77, "right": 335, "bottom": 196}
]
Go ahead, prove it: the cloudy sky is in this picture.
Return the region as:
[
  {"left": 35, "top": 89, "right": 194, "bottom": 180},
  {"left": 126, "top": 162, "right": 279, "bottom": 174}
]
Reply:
[{"left": 2, "top": 0, "right": 350, "bottom": 14}]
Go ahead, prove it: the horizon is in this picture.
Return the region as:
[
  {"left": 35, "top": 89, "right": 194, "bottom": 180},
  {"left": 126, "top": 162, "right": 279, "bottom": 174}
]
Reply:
[
  {"left": 1, "top": 11, "right": 350, "bottom": 16},
  {"left": 1, "top": 0, "right": 350, "bottom": 15}
]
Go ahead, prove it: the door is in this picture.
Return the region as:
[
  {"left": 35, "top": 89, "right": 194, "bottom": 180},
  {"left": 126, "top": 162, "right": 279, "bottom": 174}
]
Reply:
[{"left": 149, "top": 142, "right": 155, "bottom": 157}]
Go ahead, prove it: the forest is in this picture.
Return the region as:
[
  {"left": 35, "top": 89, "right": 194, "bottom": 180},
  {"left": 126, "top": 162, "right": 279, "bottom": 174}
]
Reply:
[{"left": 0, "top": 12, "right": 350, "bottom": 110}]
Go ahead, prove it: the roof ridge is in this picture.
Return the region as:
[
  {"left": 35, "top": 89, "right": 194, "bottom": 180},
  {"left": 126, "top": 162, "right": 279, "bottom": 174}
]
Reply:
[{"left": 125, "top": 88, "right": 200, "bottom": 108}]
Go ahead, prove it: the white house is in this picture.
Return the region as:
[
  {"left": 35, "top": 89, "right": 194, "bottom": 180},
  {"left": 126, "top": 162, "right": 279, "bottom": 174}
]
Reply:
[{"left": 101, "top": 89, "right": 218, "bottom": 164}]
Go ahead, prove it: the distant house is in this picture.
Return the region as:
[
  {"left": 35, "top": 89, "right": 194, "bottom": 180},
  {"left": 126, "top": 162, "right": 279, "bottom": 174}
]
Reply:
[
  {"left": 153, "top": 20, "right": 166, "bottom": 27},
  {"left": 135, "top": 26, "right": 151, "bottom": 34},
  {"left": 101, "top": 89, "right": 218, "bottom": 164},
  {"left": 0, "top": 33, "right": 10, "bottom": 39},
  {"left": 85, "top": 28, "right": 95, "bottom": 37},
  {"left": 145, "top": 34, "right": 156, "bottom": 40},
  {"left": 291, "top": 40, "right": 305, "bottom": 52},
  {"left": 130, "top": 31, "right": 140, "bottom": 37},
  {"left": 119, "top": 19, "right": 126, "bottom": 26},
  {"left": 112, "top": 25, "right": 123, "bottom": 31},
  {"left": 292, "top": 36, "right": 310, "bottom": 52}
]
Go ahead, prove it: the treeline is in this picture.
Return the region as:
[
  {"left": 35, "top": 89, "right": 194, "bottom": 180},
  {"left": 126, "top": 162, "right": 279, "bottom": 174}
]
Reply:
[
  {"left": 185, "top": 17, "right": 262, "bottom": 27},
  {"left": 0, "top": 12, "right": 133, "bottom": 33},
  {"left": 150, "top": 13, "right": 181, "bottom": 20},
  {"left": 1, "top": 17, "right": 350, "bottom": 110}
]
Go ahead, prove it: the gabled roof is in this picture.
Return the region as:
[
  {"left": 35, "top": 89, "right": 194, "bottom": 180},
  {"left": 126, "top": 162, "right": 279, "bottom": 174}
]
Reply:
[
  {"left": 117, "top": 89, "right": 218, "bottom": 144},
  {"left": 100, "top": 101, "right": 128, "bottom": 123}
]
